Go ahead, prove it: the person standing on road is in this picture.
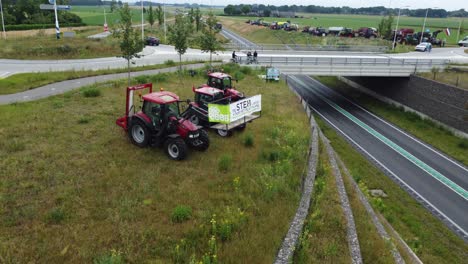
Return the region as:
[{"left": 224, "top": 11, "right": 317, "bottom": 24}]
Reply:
[
  {"left": 253, "top": 50, "right": 258, "bottom": 63},
  {"left": 232, "top": 51, "right": 237, "bottom": 63},
  {"left": 428, "top": 43, "right": 432, "bottom": 52}
]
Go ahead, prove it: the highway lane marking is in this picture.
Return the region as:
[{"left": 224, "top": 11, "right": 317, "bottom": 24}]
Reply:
[
  {"left": 291, "top": 76, "right": 468, "bottom": 201},
  {"left": 305, "top": 102, "right": 468, "bottom": 239},
  {"left": 303, "top": 76, "right": 468, "bottom": 174}
]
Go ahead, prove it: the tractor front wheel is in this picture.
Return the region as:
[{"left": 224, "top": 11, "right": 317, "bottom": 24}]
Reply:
[
  {"left": 129, "top": 119, "right": 150, "bottom": 147},
  {"left": 164, "top": 138, "right": 188, "bottom": 160},
  {"left": 217, "top": 129, "right": 232, "bottom": 137}
]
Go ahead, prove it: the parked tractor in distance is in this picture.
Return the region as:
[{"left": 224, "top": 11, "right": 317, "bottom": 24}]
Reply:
[
  {"left": 354, "top": 27, "right": 378, "bottom": 38},
  {"left": 201, "top": 71, "right": 245, "bottom": 102},
  {"left": 116, "top": 83, "right": 209, "bottom": 160}
]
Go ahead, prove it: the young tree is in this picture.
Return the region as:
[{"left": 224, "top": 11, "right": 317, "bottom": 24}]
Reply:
[
  {"left": 113, "top": 3, "right": 145, "bottom": 86},
  {"left": 156, "top": 4, "right": 164, "bottom": 26},
  {"left": 188, "top": 7, "right": 195, "bottom": 24},
  {"left": 110, "top": 0, "right": 117, "bottom": 12},
  {"left": 194, "top": 7, "right": 202, "bottom": 32},
  {"left": 377, "top": 14, "right": 394, "bottom": 39},
  {"left": 198, "top": 12, "right": 222, "bottom": 65},
  {"left": 168, "top": 14, "right": 192, "bottom": 71},
  {"left": 118, "top": 0, "right": 123, "bottom": 8},
  {"left": 148, "top": 4, "right": 155, "bottom": 31}
]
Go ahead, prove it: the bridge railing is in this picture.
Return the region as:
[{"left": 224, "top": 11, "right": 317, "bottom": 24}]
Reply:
[
  {"left": 223, "top": 43, "right": 389, "bottom": 53},
  {"left": 252, "top": 56, "right": 449, "bottom": 68}
]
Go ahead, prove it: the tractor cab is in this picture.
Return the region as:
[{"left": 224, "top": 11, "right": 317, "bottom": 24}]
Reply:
[
  {"left": 193, "top": 87, "right": 226, "bottom": 110},
  {"left": 203, "top": 72, "right": 244, "bottom": 101},
  {"left": 141, "top": 91, "right": 182, "bottom": 129}
]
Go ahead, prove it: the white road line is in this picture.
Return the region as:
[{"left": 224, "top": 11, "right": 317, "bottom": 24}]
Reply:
[{"left": 303, "top": 76, "right": 468, "bottom": 173}]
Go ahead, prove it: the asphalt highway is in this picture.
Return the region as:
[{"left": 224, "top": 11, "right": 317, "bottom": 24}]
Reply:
[{"left": 288, "top": 75, "right": 468, "bottom": 241}]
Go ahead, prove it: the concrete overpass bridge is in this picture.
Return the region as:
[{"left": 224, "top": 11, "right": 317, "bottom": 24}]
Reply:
[{"left": 244, "top": 56, "right": 448, "bottom": 77}]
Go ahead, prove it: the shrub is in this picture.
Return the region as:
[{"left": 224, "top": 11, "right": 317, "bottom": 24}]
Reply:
[
  {"left": 134, "top": 75, "right": 149, "bottom": 84},
  {"left": 233, "top": 71, "right": 245, "bottom": 81},
  {"left": 150, "top": 73, "right": 168, "bottom": 83},
  {"left": 171, "top": 205, "right": 192, "bottom": 223},
  {"left": 218, "top": 154, "right": 233, "bottom": 172},
  {"left": 458, "top": 139, "right": 468, "bottom": 149},
  {"left": 240, "top": 66, "right": 252, "bottom": 75},
  {"left": 243, "top": 133, "right": 254, "bottom": 147},
  {"left": 93, "top": 249, "right": 124, "bottom": 264},
  {"left": 164, "top": 60, "right": 176, "bottom": 66},
  {"left": 78, "top": 116, "right": 90, "bottom": 124},
  {"left": 82, "top": 87, "right": 101, "bottom": 97},
  {"left": 46, "top": 207, "right": 65, "bottom": 224}
]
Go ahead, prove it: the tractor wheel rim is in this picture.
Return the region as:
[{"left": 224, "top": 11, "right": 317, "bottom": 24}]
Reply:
[
  {"left": 168, "top": 143, "right": 179, "bottom": 158},
  {"left": 190, "top": 115, "right": 199, "bottom": 125},
  {"left": 132, "top": 125, "right": 145, "bottom": 143}
]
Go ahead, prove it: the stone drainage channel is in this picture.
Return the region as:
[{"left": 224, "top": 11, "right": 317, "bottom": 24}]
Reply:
[{"left": 274, "top": 82, "right": 421, "bottom": 263}]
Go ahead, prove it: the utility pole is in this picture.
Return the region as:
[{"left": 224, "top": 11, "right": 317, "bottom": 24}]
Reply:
[
  {"left": 420, "top": 8, "right": 429, "bottom": 43},
  {"left": 393, "top": 8, "right": 401, "bottom": 50},
  {"left": 163, "top": 0, "right": 166, "bottom": 42},
  {"left": 141, "top": 0, "right": 144, "bottom": 41},
  {"left": 53, "top": 0, "right": 60, "bottom": 39},
  {"left": 0, "top": 0, "right": 6, "bottom": 39},
  {"left": 456, "top": 19, "right": 462, "bottom": 42}
]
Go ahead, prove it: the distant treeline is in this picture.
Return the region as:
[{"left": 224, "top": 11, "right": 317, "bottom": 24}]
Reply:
[
  {"left": 223, "top": 4, "right": 468, "bottom": 18},
  {"left": 2, "top": 0, "right": 82, "bottom": 26}
]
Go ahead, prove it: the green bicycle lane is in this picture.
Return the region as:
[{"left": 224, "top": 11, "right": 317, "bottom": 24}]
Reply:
[{"left": 291, "top": 75, "right": 468, "bottom": 201}]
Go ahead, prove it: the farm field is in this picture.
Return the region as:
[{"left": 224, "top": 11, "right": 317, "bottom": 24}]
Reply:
[
  {"left": 220, "top": 14, "right": 466, "bottom": 45},
  {"left": 0, "top": 65, "right": 310, "bottom": 263}
]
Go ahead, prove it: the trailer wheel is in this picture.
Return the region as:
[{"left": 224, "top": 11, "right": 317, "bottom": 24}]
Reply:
[
  {"left": 217, "top": 129, "right": 232, "bottom": 137},
  {"left": 236, "top": 124, "right": 247, "bottom": 131},
  {"left": 164, "top": 138, "right": 188, "bottom": 160},
  {"left": 129, "top": 119, "right": 150, "bottom": 147}
]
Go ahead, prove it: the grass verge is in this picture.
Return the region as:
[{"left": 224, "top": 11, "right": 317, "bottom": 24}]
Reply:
[
  {"left": 0, "top": 64, "right": 310, "bottom": 263},
  {"left": 315, "top": 116, "right": 468, "bottom": 263},
  {"left": 418, "top": 70, "right": 468, "bottom": 90},
  {"left": 0, "top": 60, "right": 207, "bottom": 95},
  {"left": 293, "top": 138, "right": 351, "bottom": 263},
  {"left": 315, "top": 76, "right": 468, "bottom": 166}
]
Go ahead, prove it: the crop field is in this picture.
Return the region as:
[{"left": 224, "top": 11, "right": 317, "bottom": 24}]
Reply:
[
  {"left": 220, "top": 14, "right": 467, "bottom": 45},
  {"left": 0, "top": 65, "right": 311, "bottom": 263},
  {"left": 71, "top": 6, "right": 143, "bottom": 26}
]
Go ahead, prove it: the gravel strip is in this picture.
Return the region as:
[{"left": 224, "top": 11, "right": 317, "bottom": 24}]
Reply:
[
  {"left": 336, "top": 155, "right": 406, "bottom": 264},
  {"left": 318, "top": 131, "right": 363, "bottom": 264},
  {"left": 274, "top": 86, "right": 319, "bottom": 264}
]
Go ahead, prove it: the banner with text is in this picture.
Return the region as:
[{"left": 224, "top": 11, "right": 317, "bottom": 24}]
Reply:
[{"left": 208, "top": 95, "right": 262, "bottom": 124}]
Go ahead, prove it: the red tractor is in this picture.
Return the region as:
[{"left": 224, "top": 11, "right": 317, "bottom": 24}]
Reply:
[
  {"left": 200, "top": 71, "right": 245, "bottom": 102},
  {"left": 116, "top": 83, "right": 210, "bottom": 160}
]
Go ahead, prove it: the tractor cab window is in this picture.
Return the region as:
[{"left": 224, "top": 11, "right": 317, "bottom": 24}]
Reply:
[
  {"left": 143, "top": 101, "right": 162, "bottom": 128},
  {"left": 222, "top": 77, "right": 232, "bottom": 89},
  {"left": 208, "top": 77, "right": 223, "bottom": 89},
  {"left": 165, "top": 102, "right": 180, "bottom": 118}
]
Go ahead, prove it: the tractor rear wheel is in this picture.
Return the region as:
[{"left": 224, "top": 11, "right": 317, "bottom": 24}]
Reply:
[
  {"left": 193, "top": 129, "right": 210, "bottom": 151},
  {"left": 164, "top": 138, "right": 188, "bottom": 160},
  {"left": 129, "top": 119, "right": 150, "bottom": 147},
  {"left": 217, "top": 129, "right": 232, "bottom": 137}
]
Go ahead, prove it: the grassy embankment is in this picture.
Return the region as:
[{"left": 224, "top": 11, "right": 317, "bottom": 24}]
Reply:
[
  {"left": 315, "top": 115, "right": 468, "bottom": 263},
  {"left": 220, "top": 14, "right": 465, "bottom": 45},
  {"left": 0, "top": 60, "right": 207, "bottom": 95},
  {"left": 293, "top": 137, "right": 397, "bottom": 263},
  {"left": 315, "top": 76, "right": 468, "bottom": 166},
  {"left": 419, "top": 70, "right": 468, "bottom": 90},
  {"left": 0, "top": 64, "right": 310, "bottom": 263}
]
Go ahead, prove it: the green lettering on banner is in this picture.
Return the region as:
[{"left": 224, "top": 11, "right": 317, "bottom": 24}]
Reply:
[{"left": 208, "top": 104, "right": 230, "bottom": 124}]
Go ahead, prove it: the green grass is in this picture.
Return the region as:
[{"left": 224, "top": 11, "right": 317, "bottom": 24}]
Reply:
[
  {"left": 0, "top": 27, "right": 122, "bottom": 59},
  {"left": 316, "top": 76, "right": 468, "bottom": 166},
  {"left": 220, "top": 15, "right": 466, "bottom": 45},
  {"left": 418, "top": 71, "right": 468, "bottom": 90},
  {"left": 0, "top": 65, "right": 310, "bottom": 263},
  {"left": 0, "top": 60, "right": 207, "bottom": 95},
  {"left": 315, "top": 115, "right": 468, "bottom": 263},
  {"left": 293, "top": 139, "right": 351, "bottom": 263}
]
